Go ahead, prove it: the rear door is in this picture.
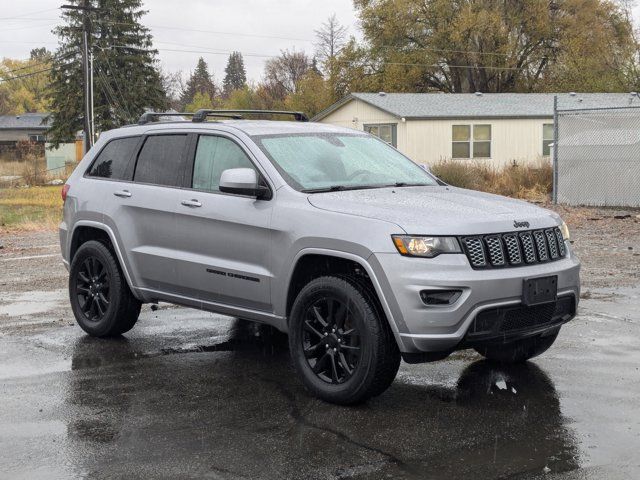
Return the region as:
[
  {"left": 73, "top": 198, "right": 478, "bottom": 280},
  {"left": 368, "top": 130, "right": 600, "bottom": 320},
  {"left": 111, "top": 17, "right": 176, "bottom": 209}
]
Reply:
[
  {"left": 112, "top": 133, "right": 190, "bottom": 294},
  {"left": 174, "top": 132, "right": 273, "bottom": 311}
]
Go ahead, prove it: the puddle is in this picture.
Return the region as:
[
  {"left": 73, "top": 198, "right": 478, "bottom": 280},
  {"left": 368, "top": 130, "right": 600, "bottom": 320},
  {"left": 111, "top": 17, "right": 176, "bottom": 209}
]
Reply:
[{"left": 0, "top": 290, "right": 67, "bottom": 318}]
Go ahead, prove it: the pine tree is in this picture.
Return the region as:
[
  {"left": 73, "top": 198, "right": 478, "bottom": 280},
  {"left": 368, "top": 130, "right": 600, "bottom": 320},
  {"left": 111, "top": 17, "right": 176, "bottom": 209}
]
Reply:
[
  {"left": 223, "top": 52, "right": 247, "bottom": 96},
  {"left": 180, "top": 57, "right": 217, "bottom": 109},
  {"left": 48, "top": 0, "right": 166, "bottom": 145}
]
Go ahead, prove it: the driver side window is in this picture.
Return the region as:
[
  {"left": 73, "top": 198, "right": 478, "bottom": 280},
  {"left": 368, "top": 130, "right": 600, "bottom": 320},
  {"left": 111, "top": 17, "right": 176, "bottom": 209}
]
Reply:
[{"left": 192, "top": 135, "right": 256, "bottom": 192}]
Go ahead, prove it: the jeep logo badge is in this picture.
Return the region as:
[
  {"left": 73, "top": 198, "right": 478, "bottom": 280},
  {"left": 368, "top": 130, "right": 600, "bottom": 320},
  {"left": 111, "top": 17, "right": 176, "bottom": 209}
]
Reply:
[{"left": 513, "top": 220, "right": 530, "bottom": 229}]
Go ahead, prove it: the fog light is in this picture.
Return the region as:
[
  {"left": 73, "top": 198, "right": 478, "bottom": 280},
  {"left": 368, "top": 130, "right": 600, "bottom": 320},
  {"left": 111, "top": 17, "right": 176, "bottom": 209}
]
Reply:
[{"left": 420, "top": 289, "right": 462, "bottom": 306}]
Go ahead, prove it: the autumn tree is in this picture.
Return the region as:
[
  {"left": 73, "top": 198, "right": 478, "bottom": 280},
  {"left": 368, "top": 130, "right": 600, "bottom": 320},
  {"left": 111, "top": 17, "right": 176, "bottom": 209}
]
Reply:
[
  {"left": 348, "top": 0, "right": 636, "bottom": 93},
  {"left": 223, "top": 51, "right": 247, "bottom": 96},
  {"left": 544, "top": 0, "right": 635, "bottom": 92},
  {"left": 285, "top": 71, "right": 333, "bottom": 117},
  {"left": 0, "top": 49, "right": 53, "bottom": 115}
]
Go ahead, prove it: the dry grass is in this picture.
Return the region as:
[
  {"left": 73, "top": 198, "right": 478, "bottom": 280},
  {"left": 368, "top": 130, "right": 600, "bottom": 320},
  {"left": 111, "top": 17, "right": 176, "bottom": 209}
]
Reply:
[
  {"left": 430, "top": 159, "right": 552, "bottom": 202},
  {"left": 0, "top": 186, "right": 63, "bottom": 232},
  {"left": 0, "top": 156, "right": 74, "bottom": 187}
]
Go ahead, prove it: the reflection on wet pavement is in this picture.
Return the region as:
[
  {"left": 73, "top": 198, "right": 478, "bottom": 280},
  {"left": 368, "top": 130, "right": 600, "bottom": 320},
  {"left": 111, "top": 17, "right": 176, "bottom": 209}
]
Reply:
[{"left": 1, "top": 293, "right": 639, "bottom": 479}]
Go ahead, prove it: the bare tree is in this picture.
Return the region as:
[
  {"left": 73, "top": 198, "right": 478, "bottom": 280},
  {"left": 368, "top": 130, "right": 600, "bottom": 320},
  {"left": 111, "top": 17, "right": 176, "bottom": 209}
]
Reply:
[
  {"left": 315, "top": 13, "right": 348, "bottom": 65},
  {"left": 263, "top": 49, "right": 311, "bottom": 99},
  {"left": 160, "top": 68, "right": 185, "bottom": 111}
]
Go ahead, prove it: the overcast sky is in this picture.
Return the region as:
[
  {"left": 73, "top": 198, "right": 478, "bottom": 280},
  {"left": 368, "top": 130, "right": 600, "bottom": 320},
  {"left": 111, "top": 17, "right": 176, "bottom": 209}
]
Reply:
[
  {"left": 2, "top": 1, "right": 640, "bottom": 85},
  {"left": 0, "top": 0, "right": 358, "bottom": 82}
]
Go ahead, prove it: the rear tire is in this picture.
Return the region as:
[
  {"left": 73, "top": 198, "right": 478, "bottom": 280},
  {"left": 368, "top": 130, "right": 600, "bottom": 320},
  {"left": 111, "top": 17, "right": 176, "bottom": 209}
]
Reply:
[
  {"left": 474, "top": 329, "right": 559, "bottom": 363},
  {"left": 69, "top": 240, "right": 141, "bottom": 337},
  {"left": 288, "top": 275, "right": 400, "bottom": 405}
]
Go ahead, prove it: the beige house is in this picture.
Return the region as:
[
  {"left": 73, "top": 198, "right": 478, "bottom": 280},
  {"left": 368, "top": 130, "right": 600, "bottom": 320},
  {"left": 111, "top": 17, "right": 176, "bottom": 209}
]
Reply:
[{"left": 313, "top": 92, "right": 633, "bottom": 167}]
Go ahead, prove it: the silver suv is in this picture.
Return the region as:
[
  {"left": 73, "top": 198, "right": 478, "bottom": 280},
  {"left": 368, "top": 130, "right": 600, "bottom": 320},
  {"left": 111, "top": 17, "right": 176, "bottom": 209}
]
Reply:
[{"left": 60, "top": 109, "right": 580, "bottom": 405}]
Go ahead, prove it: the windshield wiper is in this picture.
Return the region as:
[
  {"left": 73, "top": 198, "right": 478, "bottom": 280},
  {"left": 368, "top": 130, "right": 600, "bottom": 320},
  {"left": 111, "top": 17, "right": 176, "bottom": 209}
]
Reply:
[
  {"left": 390, "top": 182, "right": 432, "bottom": 187},
  {"left": 301, "top": 184, "right": 382, "bottom": 193}
]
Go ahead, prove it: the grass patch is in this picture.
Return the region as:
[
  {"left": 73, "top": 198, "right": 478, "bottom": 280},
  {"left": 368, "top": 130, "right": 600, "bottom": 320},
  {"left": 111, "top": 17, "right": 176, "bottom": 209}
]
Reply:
[
  {"left": 0, "top": 186, "right": 63, "bottom": 232},
  {"left": 430, "top": 160, "right": 552, "bottom": 202}
]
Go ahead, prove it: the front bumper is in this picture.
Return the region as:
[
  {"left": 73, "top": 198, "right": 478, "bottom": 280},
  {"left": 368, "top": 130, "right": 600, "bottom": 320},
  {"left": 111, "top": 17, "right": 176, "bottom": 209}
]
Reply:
[{"left": 369, "top": 247, "right": 580, "bottom": 354}]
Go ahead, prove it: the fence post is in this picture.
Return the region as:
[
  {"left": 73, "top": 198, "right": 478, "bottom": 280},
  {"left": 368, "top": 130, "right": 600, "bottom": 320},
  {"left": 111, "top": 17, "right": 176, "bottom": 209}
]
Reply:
[{"left": 552, "top": 95, "right": 559, "bottom": 204}]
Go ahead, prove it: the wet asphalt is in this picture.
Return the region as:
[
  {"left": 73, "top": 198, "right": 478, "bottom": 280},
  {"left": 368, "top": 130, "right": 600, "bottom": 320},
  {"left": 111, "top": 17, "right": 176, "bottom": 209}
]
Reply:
[{"left": 1, "top": 287, "right": 639, "bottom": 480}]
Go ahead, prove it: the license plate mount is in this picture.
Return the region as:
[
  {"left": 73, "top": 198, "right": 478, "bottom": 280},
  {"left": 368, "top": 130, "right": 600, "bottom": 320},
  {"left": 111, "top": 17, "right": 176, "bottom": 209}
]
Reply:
[{"left": 523, "top": 275, "right": 558, "bottom": 306}]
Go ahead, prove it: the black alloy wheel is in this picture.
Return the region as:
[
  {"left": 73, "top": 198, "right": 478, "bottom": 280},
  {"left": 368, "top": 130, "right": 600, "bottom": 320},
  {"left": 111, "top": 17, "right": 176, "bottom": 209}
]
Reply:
[
  {"left": 75, "top": 256, "right": 110, "bottom": 321},
  {"left": 289, "top": 275, "right": 401, "bottom": 405},
  {"left": 69, "top": 240, "right": 141, "bottom": 337},
  {"left": 302, "top": 296, "right": 362, "bottom": 384}
]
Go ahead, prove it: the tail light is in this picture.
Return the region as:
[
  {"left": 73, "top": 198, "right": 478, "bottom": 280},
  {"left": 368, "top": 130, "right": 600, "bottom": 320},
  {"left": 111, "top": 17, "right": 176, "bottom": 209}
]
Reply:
[{"left": 62, "top": 184, "right": 70, "bottom": 202}]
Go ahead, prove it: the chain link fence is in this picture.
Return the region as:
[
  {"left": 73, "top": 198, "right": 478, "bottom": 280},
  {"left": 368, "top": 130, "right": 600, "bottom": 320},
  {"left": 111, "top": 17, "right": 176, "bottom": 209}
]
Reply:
[{"left": 554, "top": 104, "right": 640, "bottom": 207}]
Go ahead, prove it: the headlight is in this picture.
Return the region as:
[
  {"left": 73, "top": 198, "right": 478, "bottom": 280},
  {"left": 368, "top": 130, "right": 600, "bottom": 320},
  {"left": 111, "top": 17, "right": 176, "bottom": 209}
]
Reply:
[
  {"left": 560, "top": 221, "right": 570, "bottom": 241},
  {"left": 392, "top": 235, "right": 461, "bottom": 258}
]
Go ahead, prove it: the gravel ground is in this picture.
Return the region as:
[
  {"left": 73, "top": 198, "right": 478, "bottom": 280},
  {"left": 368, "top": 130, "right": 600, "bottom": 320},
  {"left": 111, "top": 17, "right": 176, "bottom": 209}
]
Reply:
[{"left": 547, "top": 204, "right": 640, "bottom": 288}]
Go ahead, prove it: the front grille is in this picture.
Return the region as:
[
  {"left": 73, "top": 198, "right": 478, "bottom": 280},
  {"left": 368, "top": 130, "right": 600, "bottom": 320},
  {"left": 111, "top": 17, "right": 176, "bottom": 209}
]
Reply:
[{"left": 461, "top": 227, "right": 566, "bottom": 269}]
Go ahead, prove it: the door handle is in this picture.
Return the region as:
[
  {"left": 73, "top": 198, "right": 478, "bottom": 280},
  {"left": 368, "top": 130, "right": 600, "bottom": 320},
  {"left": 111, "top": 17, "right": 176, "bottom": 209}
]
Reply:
[
  {"left": 113, "top": 190, "right": 132, "bottom": 198},
  {"left": 181, "top": 199, "right": 202, "bottom": 208}
]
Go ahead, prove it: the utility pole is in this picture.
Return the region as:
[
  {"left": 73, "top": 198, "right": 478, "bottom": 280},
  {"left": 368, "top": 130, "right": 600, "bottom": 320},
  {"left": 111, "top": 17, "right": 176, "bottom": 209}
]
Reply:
[{"left": 61, "top": 2, "right": 99, "bottom": 154}]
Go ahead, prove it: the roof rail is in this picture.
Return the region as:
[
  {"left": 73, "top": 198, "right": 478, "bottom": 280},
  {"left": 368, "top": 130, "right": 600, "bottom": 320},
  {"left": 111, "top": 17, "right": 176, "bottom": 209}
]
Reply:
[
  {"left": 138, "top": 112, "right": 191, "bottom": 125},
  {"left": 192, "top": 109, "right": 309, "bottom": 123},
  {"left": 138, "top": 111, "right": 242, "bottom": 125}
]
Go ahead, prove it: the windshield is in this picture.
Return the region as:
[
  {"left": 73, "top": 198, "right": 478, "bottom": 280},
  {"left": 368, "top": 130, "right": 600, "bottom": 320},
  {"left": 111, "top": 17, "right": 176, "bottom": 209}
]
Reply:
[{"left": 252, "top": 132, "right": 438, "bottom": 192}]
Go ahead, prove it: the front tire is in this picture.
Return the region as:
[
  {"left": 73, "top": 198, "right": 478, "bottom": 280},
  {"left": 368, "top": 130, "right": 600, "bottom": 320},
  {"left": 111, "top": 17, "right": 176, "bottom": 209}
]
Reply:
[
  {"left": 69, "top": 240, "right": 141, "bottom": 337},
  {"left": 474, "top": 329, "right": 559, "bottom": 363},
  {"left": 288, "top": 275, "right": 400, "bottom": 405}
]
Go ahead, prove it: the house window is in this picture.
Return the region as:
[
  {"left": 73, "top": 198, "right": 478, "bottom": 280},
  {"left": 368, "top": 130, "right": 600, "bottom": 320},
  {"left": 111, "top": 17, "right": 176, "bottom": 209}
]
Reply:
[
  {"left": 28, "top": 134, "right": 46, "bottom": 142},
  {"left": 452, "top": 124, "right": 491, "bottom": 158},
  {"left": 364, "top": 124, "right": 397, "bottom": 147},
  {"left": 542, "top": 123, "right": 554, "bottom": 156}
]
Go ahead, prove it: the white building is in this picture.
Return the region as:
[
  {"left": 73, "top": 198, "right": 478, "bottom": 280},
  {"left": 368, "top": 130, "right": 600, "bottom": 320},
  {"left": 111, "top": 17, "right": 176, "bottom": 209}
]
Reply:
[{"left": 313, "top": 92, "right": 634, "bottom": 167}]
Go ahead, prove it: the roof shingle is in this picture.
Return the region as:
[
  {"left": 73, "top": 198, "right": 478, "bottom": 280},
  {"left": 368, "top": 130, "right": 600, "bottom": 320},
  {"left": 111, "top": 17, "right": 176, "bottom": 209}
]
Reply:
[
  {"left": 313, "top": 93, "right": 638, "bottom": 120},
  {"left": 0, "top": 113, "right": 50, "bottom": 130}
]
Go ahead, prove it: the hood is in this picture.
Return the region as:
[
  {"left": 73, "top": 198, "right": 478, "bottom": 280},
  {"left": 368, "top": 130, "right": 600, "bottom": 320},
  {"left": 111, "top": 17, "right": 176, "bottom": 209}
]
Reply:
[{"left": 307, "top": 186, "right": 560, "bottom": 235}]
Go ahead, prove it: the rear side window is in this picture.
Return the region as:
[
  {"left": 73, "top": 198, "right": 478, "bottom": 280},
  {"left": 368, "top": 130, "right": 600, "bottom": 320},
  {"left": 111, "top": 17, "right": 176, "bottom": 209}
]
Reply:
[
  {"left": 87, "top": 137, "right": 139, "bottom": 180},
  {"left": 192, "top": 135, "right": 256, "bottom": 192},
  {"left": 134, "top": 135, "right": 187, "bottom": 187}
]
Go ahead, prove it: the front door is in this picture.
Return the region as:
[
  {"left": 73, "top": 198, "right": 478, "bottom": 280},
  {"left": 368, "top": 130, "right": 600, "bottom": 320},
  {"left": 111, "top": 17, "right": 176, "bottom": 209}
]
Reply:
[{"left": 174, "top": 133, "right": 273, "bottom": 312}]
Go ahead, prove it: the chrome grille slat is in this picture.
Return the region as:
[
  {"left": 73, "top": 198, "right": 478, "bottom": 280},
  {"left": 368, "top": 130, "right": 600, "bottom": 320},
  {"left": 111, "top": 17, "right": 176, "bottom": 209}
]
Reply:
[
  {"left": 554, "top": 227, "right": 566, "bottom": 257},
  {"left": 503, "top": 234, "right": 522, "bottom": 265},
  {"left": 519, "top": 232, "right": 537, "bottom": 263},
  {"left": 484, "top": 236, "right": 505, "bottom": 266},
  {"left": 545, "top": 229, "right": 559, "bottom": 259},
  {"left": 533, "top": 230, "right": 549, "bottom": 261},
  {"left": 461, "top": 227, "right": 566, "bottom": 269},
  {"left": 462, "top": 237, "right": 487, "bottom": 267}
]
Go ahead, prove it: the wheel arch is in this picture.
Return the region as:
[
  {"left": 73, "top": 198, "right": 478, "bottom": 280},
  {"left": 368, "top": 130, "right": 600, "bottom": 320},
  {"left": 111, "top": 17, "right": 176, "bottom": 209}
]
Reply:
[
  {"left": 69, "top": 221, "right": 138, "bottom": 297},
  {"left": 284, "top": 249, "right": 402, "bottom": 342}
]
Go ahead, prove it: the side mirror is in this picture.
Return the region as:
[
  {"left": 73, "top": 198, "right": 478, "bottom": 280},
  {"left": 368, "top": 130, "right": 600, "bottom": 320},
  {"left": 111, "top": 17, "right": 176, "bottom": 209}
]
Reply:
[{"left": 219, "top": 168, "right": 270, "bottom": 199}]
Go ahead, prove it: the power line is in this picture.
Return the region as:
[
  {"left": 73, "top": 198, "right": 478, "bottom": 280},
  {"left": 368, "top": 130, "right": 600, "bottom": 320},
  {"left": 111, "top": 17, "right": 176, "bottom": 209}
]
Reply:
[
  {"left": 0, "top": 8, "right": 59, "bottom": 21},
  {"left": 0, "top": 51, "right": 76, "bottom": 77},
  {"left": 0, "top": 67, "right": 51, "bottom": 83},
  {"left": 99, "top": 19, "right": 314, "bottom": 43},
  {"left": 107, "top": 44, "right": 529, "bottom": 71},
  {"left": 1, "top": 21, "right": 57, "bottom": 33}
]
